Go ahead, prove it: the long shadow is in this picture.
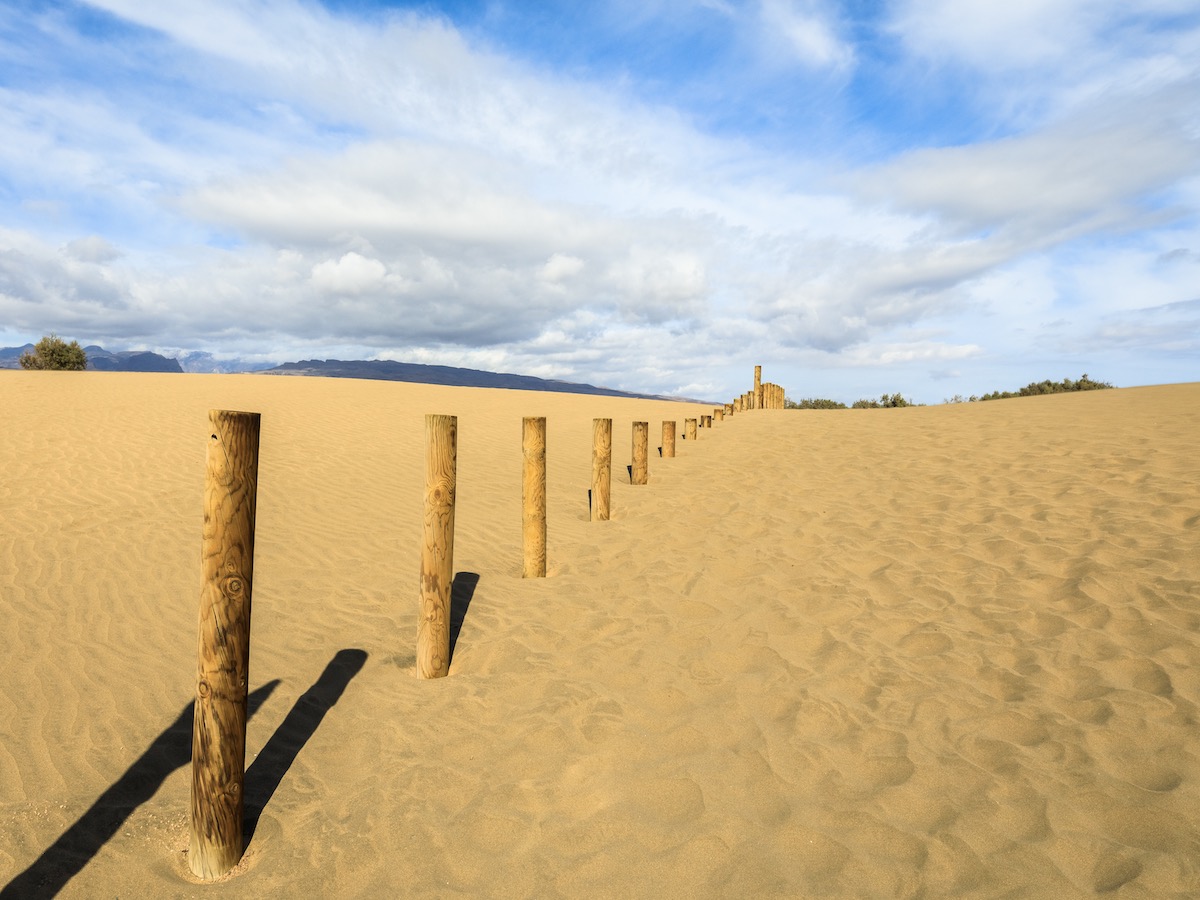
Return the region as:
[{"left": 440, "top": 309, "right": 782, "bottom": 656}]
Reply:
[
  {"left": 1, "top": 681, "right": 280, "bottom": 900},
  {"left": 448, "top": 573, "right": 480, "bottom": 665},
  {"left": 243, "top": 648, "right": 367, "bottom": 843}
]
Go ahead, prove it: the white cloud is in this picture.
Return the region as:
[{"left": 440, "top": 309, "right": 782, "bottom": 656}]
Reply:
[
  {"left": 840, "top": 341, "right": 986, "bottom": 367},
  {"left": 541, "top": 253, "right": 585, "bottom": 284},
  {"left": 852, "top": 91, "right": 1200, "bottom": 244},
  {"left": 64, "top": 236, "right": 122, "bottom": 263},
  {"left": 310, "top": 252, "right": 390, "bottom": 296},
  {"left": 759, "top": 0, "right": 854, "bottom": 70}
]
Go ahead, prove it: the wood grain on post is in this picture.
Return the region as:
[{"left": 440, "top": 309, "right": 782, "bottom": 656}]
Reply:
[
  {"left": 631, "top": 421, "right": 649, "bottom": 485},
  {"left": 662, "top": 420, "right": 676, "bottom": 458},
  {"left": 704, "top": 415, "right": 713, "bottom": 428},
  {"left": 592, "top": 418, "right": 611, "bottom": 521},
  {"left": 190, "top": 409, "right": 260, "bottom": 880},
  {"left": 418, "top": 414, "right": 457, "bottom": 679},
  {"left": 523, "top": 417, "right": 547, "bottom": 577},
  {"left": 685, "top": 418, "right": 697, "bottom": 441},
  {"left": 715, "top": 408, "right": 724, "bottom": 422}
]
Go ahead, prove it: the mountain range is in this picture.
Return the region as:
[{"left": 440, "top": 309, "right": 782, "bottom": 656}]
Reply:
[
  {"left": 0, "top": 345, "right": 690, "bottom": 401},
  {"left": 0, "top": 344, "right": 182, "bottom": 372}
]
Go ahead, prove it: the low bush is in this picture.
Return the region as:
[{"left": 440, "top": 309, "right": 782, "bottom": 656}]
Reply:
[{"left": 19, "top": 334, "right": 88, "bottom": 370}]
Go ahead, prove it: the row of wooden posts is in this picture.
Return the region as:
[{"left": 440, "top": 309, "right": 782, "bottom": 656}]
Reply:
[{"left": 188, "top": 367, "right": 784, "bottom": 879}]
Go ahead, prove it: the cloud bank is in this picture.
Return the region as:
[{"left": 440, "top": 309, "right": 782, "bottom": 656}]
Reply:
[{"left": 0, "top": 0, "right": 1197, "bottom": 400}]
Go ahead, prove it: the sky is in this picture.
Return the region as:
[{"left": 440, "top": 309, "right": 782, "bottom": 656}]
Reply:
[{"left": 1, "top": 0, "right": 1197, "bottom": 402}]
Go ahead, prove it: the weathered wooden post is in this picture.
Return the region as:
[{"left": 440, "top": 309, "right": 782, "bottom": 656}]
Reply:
[
  {"left": 662, "top": 420, "right": 676, "bottom": 458},
  {"left": 523, "top": 417, "right": 547, "bottom": 577},
  {"left": 685, "top": 418, "right": 697, "bottom": 441},
  {"left": 725, "top": 403, "right": 733, "bottom": 416},
  {"left": 592, "top": 418, "right": 611, "bottom": 521},
  {"left": 417, "top": 414, "right": 457, "bottom": 679},
  {"left": 631, "top": 421, "right": 649, "bottom": 484},
  {"left": 704, "top": 415, "right": 713, "bottom": 428},
  {"left": 714, "top": 408, "right": 724, "bottom": 422},
  {"left": 190, "top": 409, "right": 260, "bottom": 880},
  {"left": 754, "top": 366, "right": 763, "bottom": 410}
]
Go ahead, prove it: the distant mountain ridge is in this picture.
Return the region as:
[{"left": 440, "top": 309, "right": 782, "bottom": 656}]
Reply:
[
  {"left": 0, "top": 345, "right": 695, "bottom": 401},
  {"left": 0, "top": 343, "right": 182, "bottom": 372},
  {"left": 263, "top": 358, "right": 691, "bottom": 401}
]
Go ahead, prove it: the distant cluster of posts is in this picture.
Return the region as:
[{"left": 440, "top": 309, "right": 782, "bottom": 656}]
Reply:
[{"left": 187, "top": 365, "right": 785, "bottom": 880}]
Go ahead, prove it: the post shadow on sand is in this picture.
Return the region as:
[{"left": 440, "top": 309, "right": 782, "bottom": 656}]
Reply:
[
  {"left": 244, "top": 648, "right": 367, "bottom": 842},
  {"left": 448, "top": 572, "right": 480, "bottom": 666},
  {"left": 4, "top": 648, "right": 369, "bottom": 899},
  {"left": 0, "top": 681, "right": 280, "bottom": 900}
]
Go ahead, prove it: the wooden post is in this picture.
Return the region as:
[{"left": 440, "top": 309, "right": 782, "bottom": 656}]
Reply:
[
  {"left": 592, "top": 418, "right": 611, "bottom": 521},
  {"left": 417, "top": 414, "right": 457, "bottom": 679},
  {"left": 662, "top": 420, "right": 676, "bottom": 458},
  {"left": 725, "top": 403, "right": 733, "bottom": 416},
  {"left": 631, "top": 421, "right": 648, "bottom": 485},
  {"left": 714, "top": 408, "right": 724, "bottom": 422},
  {"left": 685, "top": 418, "right": 697, "bottom": 441},
  {"left": 190, "top": 409, "right": 260, "bottom": 880},
  {"left": 523, "top": 417, "right": 547, "bottom": 577},
  {"left": 754, "top": 366, "right": 763, "bottom": 410},
  {"left": 704, "top": 415, "right": 713, "bottom": 428}
]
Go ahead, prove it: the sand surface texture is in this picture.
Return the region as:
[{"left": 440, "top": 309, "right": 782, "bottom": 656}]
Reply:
[{"left": 2, "top": 373, "right": 1199, "bottom": 898}]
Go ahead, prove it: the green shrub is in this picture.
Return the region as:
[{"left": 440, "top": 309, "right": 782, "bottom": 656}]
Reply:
[
  {"left": 853, "top": 393, "right": 911, "bottom": 408},
  {"left": 19, "top": 334, "right": 88, "bottom": 370},
  {"left": 786, "top": 397, "right": 848, "bottom": 409},
  {"left": 978, "top": 374, "right": 1114, "bottom": 401}
]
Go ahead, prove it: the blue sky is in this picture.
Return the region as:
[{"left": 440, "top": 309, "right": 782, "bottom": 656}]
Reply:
[{"left": 1, "top": 0, "right": 1197, "bottom": 401}]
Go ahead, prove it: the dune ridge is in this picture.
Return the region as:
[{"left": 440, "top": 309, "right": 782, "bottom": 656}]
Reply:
[{"left": 2, "top": 373, "right": 1198, "bottom": 898}]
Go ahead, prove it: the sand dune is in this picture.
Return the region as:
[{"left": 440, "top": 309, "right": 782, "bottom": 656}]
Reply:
[{"left": 2, "top": 373, "right": 1198, "bottom": 898}]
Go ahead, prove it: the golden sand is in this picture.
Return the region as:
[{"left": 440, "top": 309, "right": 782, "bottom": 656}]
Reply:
[{"left": 1, "top": 373, "right": 1198, "bottom": 897}]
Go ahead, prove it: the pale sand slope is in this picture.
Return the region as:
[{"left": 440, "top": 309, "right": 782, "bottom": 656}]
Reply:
[{"left": 1, "top": 374, "right": 1198, "bottom": 898}]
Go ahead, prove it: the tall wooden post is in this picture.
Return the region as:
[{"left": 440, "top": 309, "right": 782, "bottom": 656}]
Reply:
[
  {"left": 754, "top": 366, "right": 763, "bottom": 410},
  {"left": 523, "top": 417, "right": 547, "bottom": 577},
  {"left": 631, "top": 421, "right": 648, "bottom": 485},
  {"left": 190, "top": 410, "right": 260, "bottom": 880},
  {"left": 418, "top": 414, "right": 457, "bottom": 679},
  {"left": 662, "top": 420, "right": 676, "bottom": 458},
  {"left": 685, "top": 418, "right": 697, "bottom": 441},
  {"left": 592, "top": 418, "right": 611, "bottom": 521}
]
